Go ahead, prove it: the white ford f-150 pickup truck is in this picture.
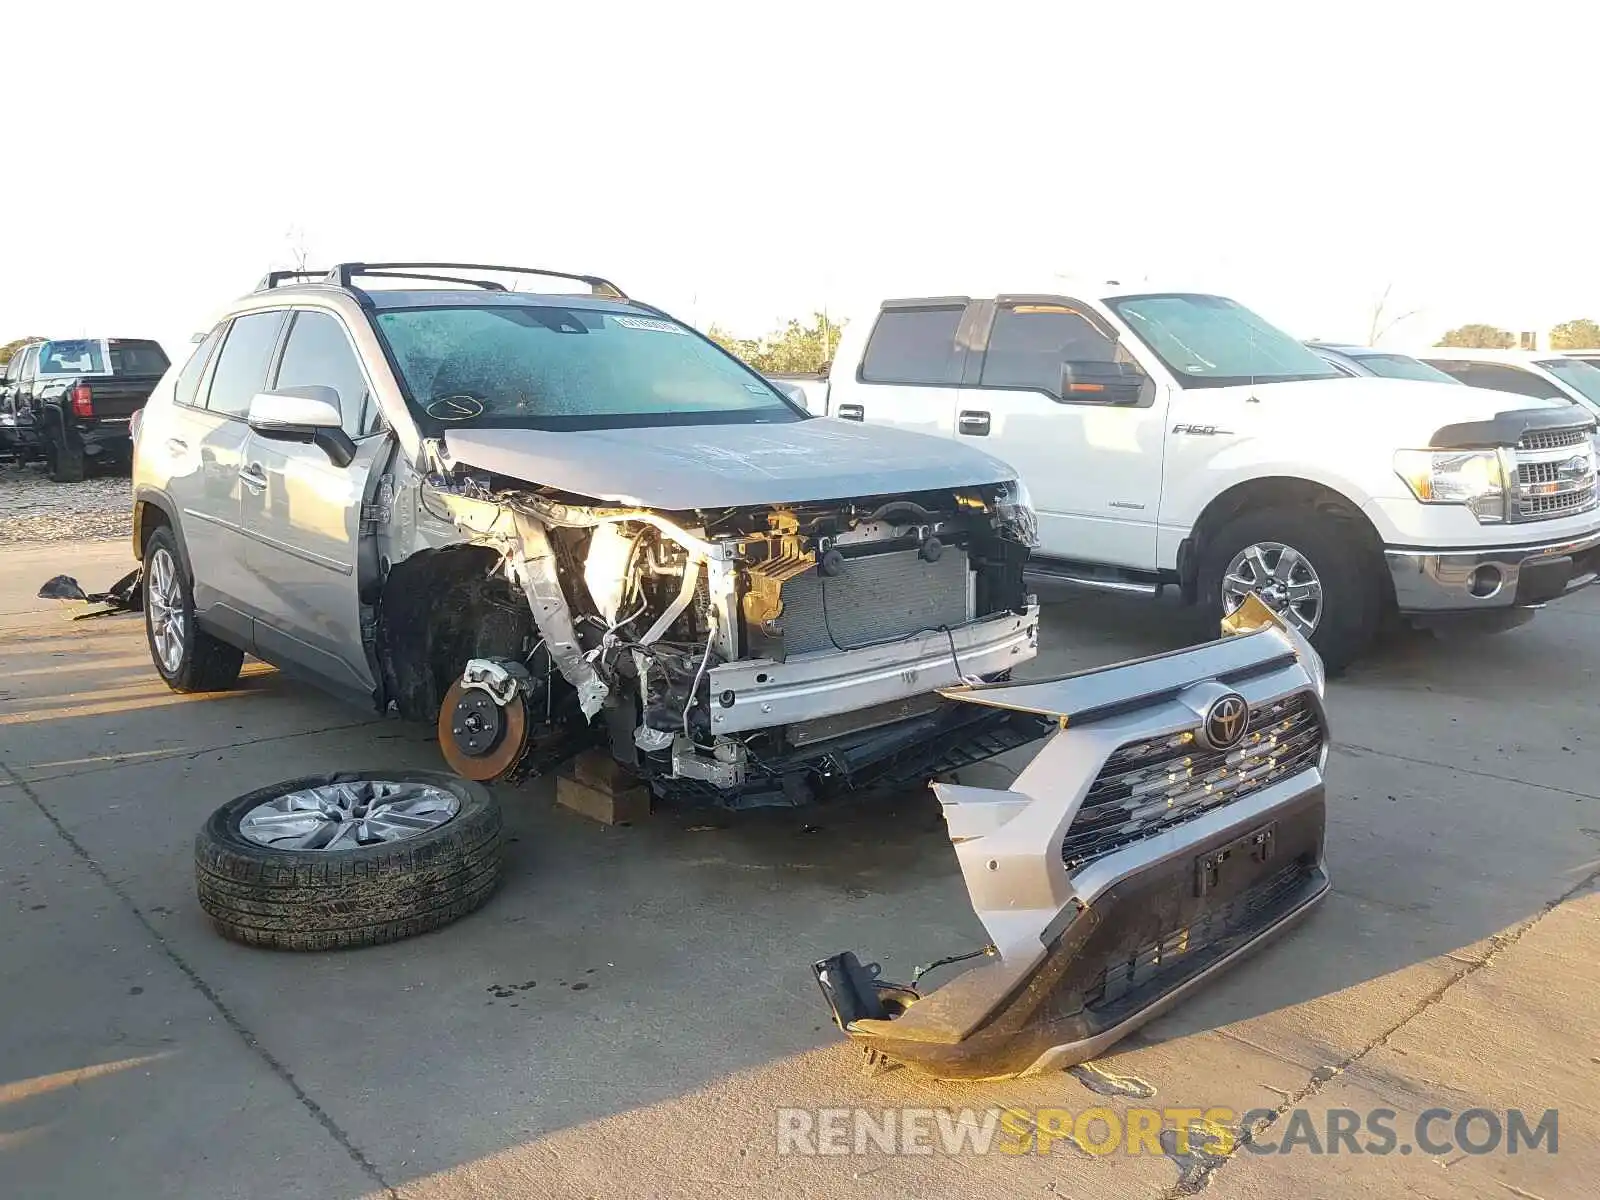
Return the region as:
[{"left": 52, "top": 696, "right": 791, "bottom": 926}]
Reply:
[{"left": 825, "top": 282, "right": 1600, "bottom": 668}]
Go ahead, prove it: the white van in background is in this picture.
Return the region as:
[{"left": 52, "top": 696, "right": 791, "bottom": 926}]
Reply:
[{"left": 825, "top": 282, "right": 1600, "bottom": 669}]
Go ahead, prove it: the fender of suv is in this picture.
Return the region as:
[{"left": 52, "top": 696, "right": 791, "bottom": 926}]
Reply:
[
  {"left": 131, "top": 263, "right": 1042, "bottom": 805},
  {"left": 825, "top": 283, "right": 1600, "bottom": 670}
]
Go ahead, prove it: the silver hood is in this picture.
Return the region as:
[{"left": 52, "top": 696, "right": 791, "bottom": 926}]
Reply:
[{"left": 443, "top": 417, "right": 1019, "bottom": 509}]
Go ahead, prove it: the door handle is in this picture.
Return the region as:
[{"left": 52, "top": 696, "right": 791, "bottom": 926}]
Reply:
[
  {"left": 836, "top": 403, "right": 864, "bottom": 421},
  {"left": 958, "top": 410, "right": 991, "bottom": 436},
  {"left": 165, "top": 437, "right": 188, "bottom": 455},
  {"left": 238, "top": 465, "right": 268, "bottom": 490}
]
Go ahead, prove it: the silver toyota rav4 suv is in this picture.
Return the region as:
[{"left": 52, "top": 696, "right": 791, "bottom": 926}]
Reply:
[{"left": 132, "top": 263, "right": 1044, "bottom": 801}]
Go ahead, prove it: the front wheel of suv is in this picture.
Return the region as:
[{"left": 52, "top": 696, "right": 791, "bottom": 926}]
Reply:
[{"left": 143, "top": 526, "right": 245, "bottom": 692}]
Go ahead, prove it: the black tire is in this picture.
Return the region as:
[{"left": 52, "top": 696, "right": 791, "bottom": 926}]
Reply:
[
  {"left": 1197, "top": 506, "right": 1382, "bottom": 674},
  {"left": 143, "top": 526, "right": 245, "bottom": 692},
  {"left": 195, "top": 771, "right": 504, "bottom": 950},
  {"left": 46, "top": 419, "right": 85, "bottom": 482}
]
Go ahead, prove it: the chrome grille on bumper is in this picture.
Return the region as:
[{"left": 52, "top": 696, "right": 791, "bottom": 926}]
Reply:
[{"left": 1061, "top": 692, "right": 1325, "bottom": 870}]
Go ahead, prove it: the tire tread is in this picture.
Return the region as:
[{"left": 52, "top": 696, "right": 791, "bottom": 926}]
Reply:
[{"left": 193, "top": 770, "right": 504, "bottom": 951}]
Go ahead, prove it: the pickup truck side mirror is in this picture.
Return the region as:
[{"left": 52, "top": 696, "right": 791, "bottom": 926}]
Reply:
[
  {"left": 1058, "top": 360, "right": 1146, "bottom": 405},
  {"left": 770, "top": 380, "right": 810, "bottom": 411},
  {"left": 247, "top": 385, "right": 356, "bottom": 467}
]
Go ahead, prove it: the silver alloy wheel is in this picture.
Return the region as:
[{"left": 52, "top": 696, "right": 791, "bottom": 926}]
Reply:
[
  {"left": 147, "top": 547, "right": 186, "bottom": 674},
  {"left": 1221, "top": 540, "right": 1323, "bottom": 634},
  {"left": 239, "top": 780, "right": 462, "bottom": 851}
]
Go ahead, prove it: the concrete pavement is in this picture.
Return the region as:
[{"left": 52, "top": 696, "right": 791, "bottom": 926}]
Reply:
[{"left": 1, "top": 538, "right": 1596, "bottom": 1198}]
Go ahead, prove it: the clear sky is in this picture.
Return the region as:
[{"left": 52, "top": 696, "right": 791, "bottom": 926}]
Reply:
[{"left": 8, "top": 1, "right": 1597, "bottom": 358}]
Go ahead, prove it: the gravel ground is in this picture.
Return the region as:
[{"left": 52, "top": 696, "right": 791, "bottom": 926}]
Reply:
[{"left": 0, "top": 463, "right": 134, "bottom": 544}]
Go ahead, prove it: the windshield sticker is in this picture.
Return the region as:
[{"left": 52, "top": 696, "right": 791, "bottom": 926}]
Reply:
[
  {"left": 744, "top": 383, "right": 770, "bottom": 394},
  {"left": 612, "top": 316, "right": 688, "bottom": 335}
]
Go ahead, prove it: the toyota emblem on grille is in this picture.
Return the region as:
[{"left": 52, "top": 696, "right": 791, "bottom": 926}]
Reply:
[{"left": 1199, "top": 693, "right": 1249, "bottom": 751}]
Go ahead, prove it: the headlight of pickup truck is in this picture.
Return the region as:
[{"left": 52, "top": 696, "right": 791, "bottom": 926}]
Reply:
[
  {"left": 994, "top": 478, "right": 1039, "bottom": 547},
  {"left": 1393, "top": 449, "right": 1506, "bottom": 523}
]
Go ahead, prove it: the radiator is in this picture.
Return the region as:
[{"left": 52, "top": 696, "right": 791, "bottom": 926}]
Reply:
[{"left": 778, "top": 547, "right": 972, "bottom": 656}]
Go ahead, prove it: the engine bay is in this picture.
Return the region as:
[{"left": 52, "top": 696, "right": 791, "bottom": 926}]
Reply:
[{"left": 385, "top": 443, "right": 1040, "bottom": 803}]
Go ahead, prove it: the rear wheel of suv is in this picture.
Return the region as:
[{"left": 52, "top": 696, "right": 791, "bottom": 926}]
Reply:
[
  {"left": 1197, "top": 506, "right": 1381, "bottom": 674},
  {"left": 143, "top": 526, "right": 245, "bottom": 692}
]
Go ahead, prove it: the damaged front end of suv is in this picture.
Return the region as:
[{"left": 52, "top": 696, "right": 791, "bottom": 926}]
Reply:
[
  {"left": 813, "top": 596, "right": 1330, "bottom": 1079},
  {"left": 379, "top": 427, "right": 1041, "bottom": 806}
]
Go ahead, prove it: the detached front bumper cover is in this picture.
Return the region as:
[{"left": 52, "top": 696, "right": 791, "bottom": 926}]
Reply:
[{"left": 813, "top": 595, "right": 1332, "bottom": 1080}]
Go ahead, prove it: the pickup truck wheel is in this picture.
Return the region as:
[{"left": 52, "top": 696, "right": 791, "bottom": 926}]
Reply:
[
  {"left": 195, "top": 771, "right": 504, "bottom": 950},
  {"left": 1199, "top": 507, "right": 1380, "bottom": 673},
  {"left": 144, "top": 527, "right": 245, "bottom": 692},
  {"left": 46, "top": 428, "right": 86, "bottom": 483}
]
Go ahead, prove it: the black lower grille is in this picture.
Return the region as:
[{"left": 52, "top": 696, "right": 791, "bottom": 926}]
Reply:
[
  {"left": 1085, "top": 861, "right": 1314, "bottom": 1012},
  {"left": 1061, "top": 692, "right": 1324, "bottom": 870}
]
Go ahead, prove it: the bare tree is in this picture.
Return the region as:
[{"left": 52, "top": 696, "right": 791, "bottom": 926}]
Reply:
[{"left": 1366, "top": 282, "right": 1420, "bottom": 345}]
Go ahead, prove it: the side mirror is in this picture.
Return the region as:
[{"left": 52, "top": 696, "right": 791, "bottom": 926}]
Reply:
[
  {"left": 771, "top": 380, "right": 810, "bottom": 411},
  {"left": 1058, "top": 360, "right": 1146, "bottom": 405},
  {"left": 247, "top": 386, "right": 356, "bottom": 467}
]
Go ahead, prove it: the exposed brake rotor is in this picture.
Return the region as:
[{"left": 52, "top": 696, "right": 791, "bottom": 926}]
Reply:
[{"left": 438, "top": 678, "right": 530, "bottom": 782}]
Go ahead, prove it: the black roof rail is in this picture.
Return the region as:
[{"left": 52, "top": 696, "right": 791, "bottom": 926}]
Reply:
[
  {"left": 256, "top": 268, "right": 329, "bottom": 291},
  {"left": 352, "top": 269, "right": 508, "bottom": 292},
  {"left": 324, "top": 262, "right": 628, "bottom": 300}
]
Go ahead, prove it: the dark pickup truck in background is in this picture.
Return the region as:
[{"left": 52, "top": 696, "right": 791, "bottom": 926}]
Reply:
[{"left": 0, "top": 337, "right": 171, "bottom": 480}]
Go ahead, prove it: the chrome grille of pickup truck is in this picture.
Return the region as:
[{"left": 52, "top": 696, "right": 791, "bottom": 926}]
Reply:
[
  {"left": 1519, "top": 428, "right": 1589, "bottom": 452},
  {"left": 1510, "top": 431, "right": 1596, "bottom": 522},
  {"left": 1061, "top": 692, "right": 1325, "bottom": 871}
]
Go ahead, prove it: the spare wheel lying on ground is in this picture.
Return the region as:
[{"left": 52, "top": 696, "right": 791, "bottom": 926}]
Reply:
[{"left": 195, "top": 770, "right": 503, "bottom": 950}]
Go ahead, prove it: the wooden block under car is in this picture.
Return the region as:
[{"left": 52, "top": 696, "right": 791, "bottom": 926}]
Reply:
[{"left": 556, "top": 752, "right": 651, "bottom": 825}]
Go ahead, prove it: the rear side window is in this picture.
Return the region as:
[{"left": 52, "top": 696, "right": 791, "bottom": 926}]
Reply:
[
  {"left": 174, "top": 327, "right": 224, "bottom": 408},
  {"left": 980, "top": 304, "right": 1117, "bottom": 391},
  {"left": 273, "top": 311, "right": 379, "bottom": 437},
  {"left": 107, "top": 339, "right": 170, "bottom": 375},
  {"left": 38, "top": 339, "right": 107, "bottom": 376},
  {"left": 205, "top": 311, "right": 285, "bottom": 418},
  {"left": 860, "top": 306, "right": 963, "bottom": 385}
]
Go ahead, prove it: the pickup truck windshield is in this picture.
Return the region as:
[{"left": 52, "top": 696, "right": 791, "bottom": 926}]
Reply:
[
  {"left": 36, "top": 338, "right": 170, "bottom": 377},
  {"left": 1534, "top": 358, "right": 1600, "bottom": 407},
  {"left": 1106, "top": 293, "right": 1342, "bottom": 389},
  {"left": 1351, "top": 353, "right": 1462, "bottom": 384},
  {"left": 375, "top": 304, "right": 803, "bottom": 431}
]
